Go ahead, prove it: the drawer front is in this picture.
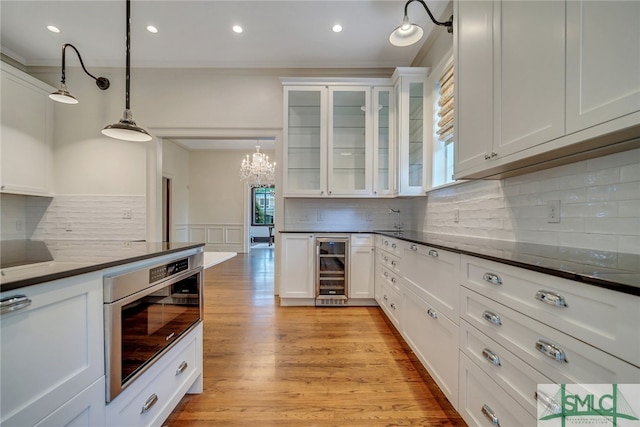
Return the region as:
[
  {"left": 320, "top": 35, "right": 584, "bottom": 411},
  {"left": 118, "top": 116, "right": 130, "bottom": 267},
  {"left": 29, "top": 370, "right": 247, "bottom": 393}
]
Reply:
[
  {"left": 377, "top": 250, "right": 401, "bottom": 275},
  {"left": 378, "top": 264, "right": 402, "bottom": 294},
  {"left": 377, "top": 236, "right": 402, "bottom": 256},
  {"left": 379, "top": 282, "right": 401, "bottom": 328},
  {"left": 106, "top": 325, "right": 201, "bottom": 427},
  {"left": 351, "top": 233, "right": 374, "bottom": 247},
  {"left": 402, "top": 286, "right": 459, "bottom": 407},
  {"left": 461, "top": 287, "right": 640, "bottom": 385},
  {"left": 403, "top": 243, "right": 460, "bottom": 321},
  {"left": 459, "top": 352, "right": 536, "bottom": 427},
  {"left": 462, "top": 254, "right": 640, "bottom": 366},
  {"left": 460, "top": 319, "right": 552, "bottom": 417}
]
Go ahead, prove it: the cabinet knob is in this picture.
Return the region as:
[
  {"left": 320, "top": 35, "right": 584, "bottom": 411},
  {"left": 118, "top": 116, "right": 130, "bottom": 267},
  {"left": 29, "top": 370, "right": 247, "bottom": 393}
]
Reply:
[
  {"left": 428, "top": 249, "right": 438, "bottom": 258},
  {"left": 484, "top": 154, "right": 492, "bottom": 160},
  {"left": 410, "top": 245, "right": 418, "bottom": 251},
  {"left": 427, "top": 308, "right": 438, "bottom": 319},
  {"left": 535, "top": 290, "right": 567, "bottom": 307},
  {"left": 176, "top": 361, "right": 188, "bottom": 375},
  {"left": 483, "top": 272, "right": 502, "bottom": 286},
  {"left": 535, "top": 340, "right": 567, "bottom": 362}
]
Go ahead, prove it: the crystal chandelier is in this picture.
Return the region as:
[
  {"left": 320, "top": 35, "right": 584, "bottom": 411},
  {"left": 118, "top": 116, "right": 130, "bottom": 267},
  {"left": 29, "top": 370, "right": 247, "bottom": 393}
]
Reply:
[{"left": 239, "top": 143, "right": 276, "bottom": 187}]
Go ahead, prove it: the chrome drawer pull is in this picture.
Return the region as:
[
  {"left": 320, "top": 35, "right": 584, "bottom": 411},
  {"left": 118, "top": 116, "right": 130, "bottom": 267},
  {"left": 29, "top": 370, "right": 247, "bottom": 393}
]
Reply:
[
  {"left": 410, "top": 244, "right": 418, "bottom": 251},
  {"left": 427, "top": 308, "right": 438, "bottom": 319},
  {"left": 535, "top": 340, "right": 568, "bottom": 362},
  {"left": 0, "top": 295, "right": 32, "bottom": 315},
  {"left": 390, "top": 277, "right": 397, "bottom": 284},
  {"left": 176, "top": 361, "right": 188, "bottom": 375},
  {"left": 383, "top": 294, "right": 388, "bottom": 301},
  {"left": 483, "top": 272, "right": 502, "bottom": 285},
  {"left": 481, "top": 404, "right": 500, "bottom": 426},
  {"left": 383, "top": 256, "right": 389, "bottom": 262},
  {"left": 536, "top": 290, "right": 567, "bottom": 307},
  {"left": 390, "top": 303, "right": 397, "bottom": 309},
  {"left": 482, "top": 310, "right": 502, "bottom": 326},
  {"left": 428, "top": 249, "right": 438, "bottom": 258},
  {"left": 535, "top": 391, "right": 561, "bottom": 415},
  {"left": 141, "top": 393, "right": 159, "bottom": 414},
  {"left": 482, "top": 348, "right": 501, "bottom": 366},
  {"left": 384, "top": 241, "right": 389, "bottom": 246},
  {"left": 383, "top": 271, "right": 389, "bottom": 278},
  {"left": 391, "top": 260, "right": 397, "bottom": 266},
  {"left": 391, "top": 243, "right": 397, "bottom": 248}
]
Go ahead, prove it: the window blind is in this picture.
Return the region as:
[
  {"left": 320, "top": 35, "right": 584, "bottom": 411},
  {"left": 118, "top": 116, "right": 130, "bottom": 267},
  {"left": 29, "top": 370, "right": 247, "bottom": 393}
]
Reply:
[{"left": 436, "top": 63, "right": 454, "bottom": 144}]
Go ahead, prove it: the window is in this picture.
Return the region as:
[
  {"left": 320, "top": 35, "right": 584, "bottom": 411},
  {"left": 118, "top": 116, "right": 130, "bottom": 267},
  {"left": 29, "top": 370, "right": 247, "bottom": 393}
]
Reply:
[
  {"left": 252, "top": 186, "right": 275, "bottom": 226},
  {"left": 432, "top": 59, "right": 455, "bottom": 188}
]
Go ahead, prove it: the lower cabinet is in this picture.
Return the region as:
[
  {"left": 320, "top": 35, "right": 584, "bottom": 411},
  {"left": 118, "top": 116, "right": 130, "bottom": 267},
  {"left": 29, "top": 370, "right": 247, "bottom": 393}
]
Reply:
[
  {"left": 0, "top": 271, "right": 104, "bottom": 426},
  {"left": 402, "top": 286, "right": 459, "bottom": 406},
  {"left": 36, "top": 377, "right": 106, "bottom": 427},
  {"left": 279, "top": 233, "right": 315, "bottom": 303},
  {"left": 106, "top": 323, "right": 203, "bottom": 427},
  {"left": 349, "top": 234, "right": 375, "bottom": 301}
]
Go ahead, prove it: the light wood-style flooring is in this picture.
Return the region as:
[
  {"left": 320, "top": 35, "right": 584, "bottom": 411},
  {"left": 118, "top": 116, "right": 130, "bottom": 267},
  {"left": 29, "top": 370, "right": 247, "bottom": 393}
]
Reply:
[{"left": 164, "top": 248, "right": 466, "bottom": 426}]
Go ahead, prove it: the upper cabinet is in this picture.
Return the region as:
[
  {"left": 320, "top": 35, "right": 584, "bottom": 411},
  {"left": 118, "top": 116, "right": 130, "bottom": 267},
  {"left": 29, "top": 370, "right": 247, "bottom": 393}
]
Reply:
[
  {"left": 1, "top": 62, "right": 54, "bottom": 196},
  {"left": 454, "top": 0, "right": 640, "bottom": 180},
  {"left": 282, "top": 79, "right": 396, "bottom": 198},
  {"left": 565, "top": 1, "right": 640, "bottom": 133},
  {"left": 393, "top": 68, "right": 430, "bottom": 196}
]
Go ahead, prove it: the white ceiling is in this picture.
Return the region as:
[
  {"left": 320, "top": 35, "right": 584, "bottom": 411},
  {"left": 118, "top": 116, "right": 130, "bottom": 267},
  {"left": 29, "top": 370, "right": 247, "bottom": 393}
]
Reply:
[{"left": 0, "top": 0, "right": 449, "bottom": 69}]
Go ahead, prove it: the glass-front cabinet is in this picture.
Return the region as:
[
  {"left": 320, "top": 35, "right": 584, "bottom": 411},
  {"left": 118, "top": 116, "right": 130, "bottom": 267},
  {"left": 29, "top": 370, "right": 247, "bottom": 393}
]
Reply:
[
  {"left": 393, "top": 68, "right": 429, "bottom": 196},
  {"left": 373, "top": 86, "right": 395, "bottom": 196},
  {"left": 328, "top": 87, "right": 371, "bottom": 196},
  {"left": 283, "top": 86, "right": 327, "bottom": 196}
]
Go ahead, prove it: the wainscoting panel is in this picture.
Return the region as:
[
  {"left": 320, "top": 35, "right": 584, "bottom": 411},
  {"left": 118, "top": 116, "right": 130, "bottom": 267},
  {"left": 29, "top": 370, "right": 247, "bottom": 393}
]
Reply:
[{"left": 186, "top": 223, "right": 244, "bottom": 252}]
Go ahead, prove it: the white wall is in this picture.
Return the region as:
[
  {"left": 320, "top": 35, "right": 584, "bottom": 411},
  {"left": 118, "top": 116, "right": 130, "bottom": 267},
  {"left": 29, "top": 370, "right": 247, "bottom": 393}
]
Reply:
[{"left": 162, "top": 139, "right": 190, "bottom": 241}]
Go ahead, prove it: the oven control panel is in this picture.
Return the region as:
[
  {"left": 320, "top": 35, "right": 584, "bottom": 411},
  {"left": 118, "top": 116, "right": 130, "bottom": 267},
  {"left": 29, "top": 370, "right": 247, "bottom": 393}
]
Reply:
[{"left": 149, "top": 258, "right": 189, "bottom": 283}]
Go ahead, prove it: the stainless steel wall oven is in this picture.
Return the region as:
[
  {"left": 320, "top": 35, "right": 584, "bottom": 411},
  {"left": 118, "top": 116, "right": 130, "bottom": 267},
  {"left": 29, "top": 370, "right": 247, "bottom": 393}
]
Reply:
[{"left": 103, "top": 251, "right": 203, "bottom": 402}]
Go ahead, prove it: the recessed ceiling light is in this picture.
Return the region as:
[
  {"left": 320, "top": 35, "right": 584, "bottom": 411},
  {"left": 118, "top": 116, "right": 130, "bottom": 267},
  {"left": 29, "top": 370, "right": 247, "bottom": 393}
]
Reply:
[
  {"left": 332, "top": 24, "right": 343, "bottom": 33},
  {"left": 146, "top": 25, "right": 158, "bottom": 34},
  {"left": 47, "top": 25, "right": 60, "bottom": 33},
  {"left": 232, "top": 25, "right": 243, "bottom": 34}
]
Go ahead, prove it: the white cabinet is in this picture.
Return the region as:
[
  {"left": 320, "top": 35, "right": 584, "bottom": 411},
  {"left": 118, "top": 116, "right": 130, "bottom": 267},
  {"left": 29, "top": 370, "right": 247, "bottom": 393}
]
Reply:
[
  {"left": 0, "top": 271, "right": 104, "bottom": 426},
  {"left": 283, "top": 81, "right": 391, "bottom": 198},
  {"left": 372, "top": 86, "right": 396, "bottom": 196},
  {"left": 279, "top": 233, "right": 315, "bottom": 303},
  {"left": 36, "top": 377, "right": 106, "bottom": 427},
  {"left": 454, "top": 0, "right": 640, "bottom": 180},
  {"left": 566, "top": 1, "right": 640, "bottom": 133},
  {"left": 0, "top": 62, "right": 54, "bottom": 196},
  {"left": 393, "top": 68, "right": 430, "bottom": 196},
  {"left": 349, "top": 234, "right": 375, "bottom": 300},
  {"left": 454, "top": 0, "right": 565, "bottom": 178}
]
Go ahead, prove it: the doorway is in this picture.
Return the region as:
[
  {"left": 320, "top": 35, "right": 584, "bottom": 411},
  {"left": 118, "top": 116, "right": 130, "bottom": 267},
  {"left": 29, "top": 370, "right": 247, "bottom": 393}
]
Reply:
[{"left": 162, "top": 176, "right": 171, "bottom": 243}]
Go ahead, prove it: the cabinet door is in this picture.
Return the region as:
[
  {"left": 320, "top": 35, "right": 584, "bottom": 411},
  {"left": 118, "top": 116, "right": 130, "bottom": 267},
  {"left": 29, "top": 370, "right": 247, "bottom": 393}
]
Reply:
[
  {"left": 396, "top": 71, "right": 429, "bottom": 195},
  {"left": 283, "top": 87, "right": 327, "bottom": 196},
  {"left": 495, "top": 0, "right": 565, "bottom": 157},
  {"left": 328, "top": 86, "right": 371, "bottom": 196},
  {"left": 566, "top": 1, "right": 640, "bottom": 133},
  {"left": 453, "top": 0, "right": 494, "bottom": 176},
  {"left": 1, "top": 63, "right": 54, "bottom": 196},
  {"left": 373, "top": 86, "right": 396, "bottom": 196},
  {"left": 279, "top": 233, "right": 315, "bottom": 298},
  {"left": 350, "top": 245, "right": 374, "bottom": 298}
]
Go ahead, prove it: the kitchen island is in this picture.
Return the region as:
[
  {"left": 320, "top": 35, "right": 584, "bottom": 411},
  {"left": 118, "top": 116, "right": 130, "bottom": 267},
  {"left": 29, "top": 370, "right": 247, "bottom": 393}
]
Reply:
[{"left": 0, "top": 240, "right": 235, "bottom": 427}]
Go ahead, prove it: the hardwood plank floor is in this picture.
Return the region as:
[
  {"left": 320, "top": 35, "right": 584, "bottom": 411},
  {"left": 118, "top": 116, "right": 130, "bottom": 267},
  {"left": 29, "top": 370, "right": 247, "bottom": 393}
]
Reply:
[{"left": 164, "top": 248, "right": 467, "bottom": 426}]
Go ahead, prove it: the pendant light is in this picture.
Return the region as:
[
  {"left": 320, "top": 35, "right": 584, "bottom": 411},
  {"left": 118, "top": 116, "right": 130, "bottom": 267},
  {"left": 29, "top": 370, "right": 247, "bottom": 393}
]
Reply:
[
  {"left": 389, "top": 0, "right": 453, "bottom": 47},
  {"left": 49, "top": 43, "right": 110, "bottom": 104},
  {"left": 102, "top": 0, "right": 152, "bottom": 142}
]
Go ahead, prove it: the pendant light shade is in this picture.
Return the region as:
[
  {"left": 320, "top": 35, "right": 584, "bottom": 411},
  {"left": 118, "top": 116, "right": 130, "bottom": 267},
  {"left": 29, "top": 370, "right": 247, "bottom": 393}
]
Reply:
[
  {"left": 101, "top": 109, "right": 152, "bottom": 142},
  {"left": 389, "top": 16, "right": 424, "bottom": 47},
  {"left": 49, "top": 82, "right": 78, "bottom": 104},
  {"left": 103, "top": 0, "right": 151, "bottom": 142}
]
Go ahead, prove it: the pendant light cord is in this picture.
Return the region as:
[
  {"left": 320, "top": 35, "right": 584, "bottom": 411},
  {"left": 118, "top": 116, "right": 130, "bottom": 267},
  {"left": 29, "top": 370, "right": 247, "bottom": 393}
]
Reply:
[{"left": 125, "top": 0, "right": 131, "bottom": 110}]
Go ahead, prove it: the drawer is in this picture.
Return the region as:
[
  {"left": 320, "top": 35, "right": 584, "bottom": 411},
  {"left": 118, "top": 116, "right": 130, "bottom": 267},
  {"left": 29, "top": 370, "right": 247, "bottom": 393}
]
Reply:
[
  {"left": 351, "top": 233, "right": 374, "bottom": 247},
  {"left": 377, "top": 236, "right": 402, "bottom": 256},
  {"left": 460, "top": 319, "right": 552, "bottom": 417},
  {"left": 379, "top": 282, "right": 401, "bottom": 328},
  {"left": 460, "top": 287, "right": 640, "bottom": 385},
  {"left": 459, "top": 352, "right": 536, "bottom": 427},
  {"left": 402, "top": 286, "right": 459, "bottom": 407},
  {"left": 106, "top": 324, "right": 202, "bottom": 427},
  {"left": 378, "top": 264, "right": 402, "bottom": 294},
  {"left": 462, "top": 254, "right": 640, "bottom": 366},
  {"left": 377, "top": 250, "right": 401, "bottom": 275},
  {"left": 403, "top": 243, "right": 460, "bottom": 322}
]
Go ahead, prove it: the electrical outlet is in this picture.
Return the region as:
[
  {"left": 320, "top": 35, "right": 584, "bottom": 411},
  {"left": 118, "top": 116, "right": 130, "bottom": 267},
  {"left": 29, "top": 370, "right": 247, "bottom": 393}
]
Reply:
[
  {"left": 300, "top": 214, "right": 309, "bottom": 222},
  {"left": 317, "top": 211, "right": 324, "bottom": 221},
  {"left": 366, "top": 212, "right": 373, "bottom": 222},
  {"left": 454, "top": 208, "right": 460, "bottom": 223},
  {"left": 65, "top": 222, "right": 73, "bottom": 232},
  {"left": 547, "top": 200, "right": 561, "bottom": 223},
  {"left": 122, "top": 209, "right": 132, "bottom": 219}
]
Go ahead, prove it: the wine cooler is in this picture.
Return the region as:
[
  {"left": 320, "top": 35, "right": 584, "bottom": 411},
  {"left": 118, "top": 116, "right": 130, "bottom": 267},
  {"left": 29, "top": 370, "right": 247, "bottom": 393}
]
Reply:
[{"left": 316, "top": 237, "right": 349, "bottom": 306}]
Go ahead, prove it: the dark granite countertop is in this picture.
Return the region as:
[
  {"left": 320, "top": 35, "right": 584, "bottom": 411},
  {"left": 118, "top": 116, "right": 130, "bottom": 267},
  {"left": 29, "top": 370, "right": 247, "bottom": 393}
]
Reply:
[
  {"left": 376, "top": 231, "right": 640, "bottom": 296},
  {"left": 0, "top": 240, "right": 205, "bottom": 292}
]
